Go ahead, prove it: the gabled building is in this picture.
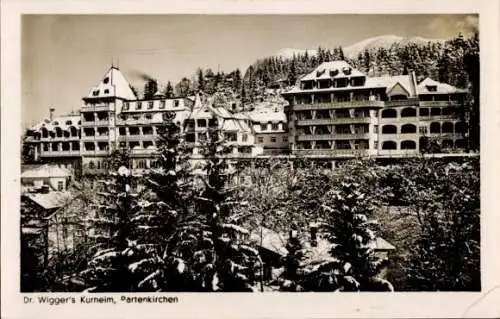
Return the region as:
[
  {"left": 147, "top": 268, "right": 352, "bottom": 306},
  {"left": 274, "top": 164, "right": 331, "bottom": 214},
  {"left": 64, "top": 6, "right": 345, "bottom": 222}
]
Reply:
[{"left": 281, "top": 61, "right": 469, "bottom": 160}]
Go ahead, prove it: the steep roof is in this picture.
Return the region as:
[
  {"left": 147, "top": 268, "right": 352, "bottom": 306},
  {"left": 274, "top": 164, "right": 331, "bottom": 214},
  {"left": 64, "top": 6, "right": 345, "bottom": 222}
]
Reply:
[
  {"left": 417, "top": 77, "right": 468, "bottom": 95},
  {"left": 246, "top": 109, "right": 287, "bottom": 124},
  {"left": 366, "top": 75, "right": 416, "bottom": 96},
  {"left": 86, "top": 66, "right": 137, "bottom": 100},
  {"left": 301, "top": 61, "right": 365, "bottom": 81},
  {"left": 30, "top": 115, "right": 81, "bottom": 132}
]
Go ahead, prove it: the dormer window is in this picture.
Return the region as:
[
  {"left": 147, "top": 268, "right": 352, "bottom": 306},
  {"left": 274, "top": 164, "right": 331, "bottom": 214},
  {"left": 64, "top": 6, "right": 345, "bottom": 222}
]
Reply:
[
  {"left": 65, "top": 120, "right": 72, "bottom": 125},
  {"left": 174, "top": 100, "right": 180, "bottom": 107},
  {"left": 137, "top": 102, "right": 142, "bottom": 110},
  {"left": 426, "top": 85, "right": 437, "bottom": 92},
  {"left": 316, "top": 69, "right": 325, "bottom": 77},
  {"left": 104, "top": 89, "right": 109, "bottom": 94},
  {"left": 330, "top": 69, "right": 339, "bottom": 77},
  {"left": 160, "top": 100, "right": 166, "bottom": 109},
  {"left": 148, "top": 101, "right": 154, "bottom": 109},
  {"left": 342, "top": 67, "right": 352, "bottom": 75},
  {"left": 53, "top": 121, "right": 59, "bottom": 125},
  {"left": 92, "top": 90, "right": 99, "bottom": 96},
  {"left": 103, "top": 77, "right": 109, "bottom": 84},
  {"left": 123, "top": 102, "right": 129, "bottom": 111}
]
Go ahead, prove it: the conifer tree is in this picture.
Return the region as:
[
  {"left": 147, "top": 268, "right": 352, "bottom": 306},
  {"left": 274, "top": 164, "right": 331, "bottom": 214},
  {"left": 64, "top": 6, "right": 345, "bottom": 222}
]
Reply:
[{"left": 164, "top": 81, "right": 174, "bottom": 98}]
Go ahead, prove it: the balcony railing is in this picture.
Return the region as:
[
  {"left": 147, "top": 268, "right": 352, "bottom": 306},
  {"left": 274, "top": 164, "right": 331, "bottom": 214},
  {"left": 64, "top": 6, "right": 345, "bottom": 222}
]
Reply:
[
  {"left": 293, "top": 100, "right": 384, "bottom": 111},
  {"left": 385, "top": 99, "right": 419, "bottom": 107},
  {"left": 81, "top": 104, "right": 112, "bottom": 112},
  {"left": 40, "top": 150, "right": 80, "bottom": 157},
  {"left": 419, "top": 101, "right": 461, "bottom": 107},
  {"left": 296, "top": 117, "right": 372, "bottom": 126},
  {"left": 81, "top": 149, "right": 110, "bottom": 156},
  {"left": 117, "top": 134, "right": 147, "bottom": 141},
  {"left": 296, "top": 133, "right": 370, "bottom": 141},
  {"left": 81, "top": 120, "right": 109, "bottom": 127},
  {"left": 293, "top": 149, "right": 369, "bottom": 157}
]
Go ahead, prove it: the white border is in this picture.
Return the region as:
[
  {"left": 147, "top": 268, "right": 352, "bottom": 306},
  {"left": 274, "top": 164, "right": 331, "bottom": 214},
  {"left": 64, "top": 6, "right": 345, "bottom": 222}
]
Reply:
[{"left": 2, "top": 0, "right": 500, "bottom": 318}]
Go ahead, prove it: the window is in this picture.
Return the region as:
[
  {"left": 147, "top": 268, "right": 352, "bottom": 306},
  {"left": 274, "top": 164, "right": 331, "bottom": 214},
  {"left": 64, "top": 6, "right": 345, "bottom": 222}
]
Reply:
[
  {"left": 426, "top": 85, "right": 437, "bottom": 92},
  {"left": 119, "top": 127, "right": 126, "bottom": 136},
  {"left": 104, "top": 89, "right": 109, "bottom": 94},
  {"left": 225, "top": 133, "right": 237, "bottom": 142},
  {"left": 160, "top": 100, "right": 166, "bottom": 109},
  {"left": 43, "top": 143, "right": 49, "bottom": 151},
  {"left": 92, "top": 90, "right": 99, "bottom": 96},
  {"left": 401, "top": 124, "right": 417, "bottom": 134},
  {"left": 65, "top": 120, "right": 72, "bottom": 125},
  {"left": 137, "top": 102, "right": 142, "bottom": 110},
  {"left": 419, "top": 108, "right": 429, "bottom": 116},
  {"left": 258, "top": 137, "right": 264, "bottom": 143},
  {"left": 186, "top": 133, "right": 195, "bottom": 142},
  {"left": 270, "top": 136, "right": 277, "bottom": 143},
  {"left": 283, "top": 136, "right": 288, "bottom": 142},
  {"left": 123, "top": 102, "right": 130, "bottom": 111},
  {"left": 103, "top": 77, "right": 109, "bottom": 84},
  {"left": 431, "top": 107, "right": 441, "bottom": 116},
  {"left": 430, "top": 122, "right": 441, "bottom": 133},
  {"left": 419, "top": 126, "right": 428, "bottom": 134},
  {"left": 382, "top": 125, "right": 397, "bottom": 134},
  {"left": 442, "top": 122, "right": 454, "bottom": 133},
  {"left": 88, "top": 161, "right": 95, "bottom": 169},
  {"left": 401, "top": 107, "right": 417, "bottom": 117},
  {"left": 401, "top": 140, "right": 416, "bottom": 149},
  {"left": 148, "top": 101, "right": 154, "bottom": 109},
  {"left": 455, "top": 122, "right": 466, "bottom": 134},
  {"left": 382, "top": 141, "right": 397, "bottom": 150},
  {"left": 381, "top": 109, "right": 397, "bottom": 118},
  {"left": 242, "top": 134, "right": 248, "bottom": 142},
  {"left": 57, "top": 181, "right": 64, "bottom": 191},
  {"left": 272, "top": 123, "right": 279, "bottom": 131},
  {"left": 174, "top": 100, "right": 180, "bottom": 107},
  {"left": 197, "top": 119, "right": 207, "bottom": 128},
  {"left": 442, "top": 139, "right": 453, "bottom": 149},
  {"left": 260, "top": 124, "right": 267, "bottom": 131},
  {"left": 145, "top": 114, "right": 152, "bottom": 120}
]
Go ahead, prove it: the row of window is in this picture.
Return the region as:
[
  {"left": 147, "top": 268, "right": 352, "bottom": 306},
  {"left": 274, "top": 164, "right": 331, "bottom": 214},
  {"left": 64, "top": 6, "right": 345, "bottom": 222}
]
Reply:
[
  {"left": 122, "top": 99, "right": 181, "bottom": 111},
  {"left": 378, "top": 139, "right": 466, "bottom": 150},
  {"left": 38, "top": 127, "right": 80, "bottom": 139},
  {"left": 381, "top": 107, "right": 457, "bottom": 118},
  {"left": 377, "top": 122, "right": 466, "bottom": 134},
  {"left": 42, "top": 142, "right": 80, "bottom": 152},
  {"left": 257, "top": 136, "right": 288, "bottom": 144}
]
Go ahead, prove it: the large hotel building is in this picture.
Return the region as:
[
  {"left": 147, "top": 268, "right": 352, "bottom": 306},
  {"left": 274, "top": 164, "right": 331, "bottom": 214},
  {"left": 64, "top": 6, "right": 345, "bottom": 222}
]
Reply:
[{"left": 24, "top": 61, "right": 470, "bottom": 175}]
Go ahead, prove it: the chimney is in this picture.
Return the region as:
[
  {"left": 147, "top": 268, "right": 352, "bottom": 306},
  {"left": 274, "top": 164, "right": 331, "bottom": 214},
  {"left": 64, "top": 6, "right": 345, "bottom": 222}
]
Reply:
[
  {"left": 409, "top": 70, "right": 418, "bottom": 98},
  {"left": 49, "top": 107, "right": 55, "bottom": 121}
]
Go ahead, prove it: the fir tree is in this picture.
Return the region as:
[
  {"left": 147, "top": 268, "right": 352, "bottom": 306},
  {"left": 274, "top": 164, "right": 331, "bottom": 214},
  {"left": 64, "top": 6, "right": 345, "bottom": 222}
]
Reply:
[
  {"left": 197, "top": 68, "right": 205, "bottom": 92},
  {"left": 144, "top": 79, "right": 158, "bottom": 100}
]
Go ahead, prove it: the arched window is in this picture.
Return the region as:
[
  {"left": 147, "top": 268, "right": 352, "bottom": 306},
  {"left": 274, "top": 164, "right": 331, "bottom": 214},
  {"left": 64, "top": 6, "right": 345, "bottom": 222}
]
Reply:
[
  {"left": 65, "top": 120, "right": 72, "bottom": 125},
  {"left": 55, "top": 127, "right": 63, "bottom": 138},
  {"left": 382, "top": 141, "right": 397, "bottom": 150},
  {"left": 442, "top": 122, "right": 454, "bottom": 133},
  {"left": 49, "top": 131, "right": 56, "bottom": 138},
  {"left": 401, "top": 107, "right": 416, "bottom": 117},
  {"left": 442, "top": 139, "right": 454, "bottom": 149},
  {"left": 401, "top": 140, "right": 416, "bottom": 149},
  {"left": 381, "top": 109, "right": 397, "bottom": 118},
  {"left": 455, "top": 122, "right": 466, "bottom": 134},
  {"left": 41, "top": 128, "right": 48, "bottom": 138},
  {"left": 401, "top": 124, "right": 417, "bottom": 134},
  {"left": 70, "top": 126, "right": 78, "bottom": 137},
  {"left": 430, "top": 122, "right": 441, "bottom": 133},
  {"left": 63, "top": 130, "right": 70, "bottom": 138},
  {"left": 51, "top": 142, "right": 58, "bottom": 151},
  {"left": 382, "top": 125, "right": 397, "bottom": 134}
]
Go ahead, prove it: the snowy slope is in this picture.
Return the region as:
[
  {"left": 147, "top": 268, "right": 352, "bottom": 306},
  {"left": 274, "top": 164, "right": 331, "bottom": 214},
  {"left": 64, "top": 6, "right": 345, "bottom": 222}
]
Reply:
[{"left": 275, "top": 35, "right": 445, "bottom": 59}]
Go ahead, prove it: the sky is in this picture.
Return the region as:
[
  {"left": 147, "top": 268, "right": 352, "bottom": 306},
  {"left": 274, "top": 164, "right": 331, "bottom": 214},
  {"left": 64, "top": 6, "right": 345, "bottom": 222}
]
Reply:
[{"left": 22, "top": 14, "right": 478, "bottom": 128}]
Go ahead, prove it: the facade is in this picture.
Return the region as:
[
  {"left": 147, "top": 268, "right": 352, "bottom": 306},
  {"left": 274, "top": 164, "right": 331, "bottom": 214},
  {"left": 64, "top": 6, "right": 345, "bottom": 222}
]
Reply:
[
  {"left": 24, "top": 62, "right": 471, "bottom": 176},
  {"left": 21, "top": 164, "right": 73, "bottom": 192},
  {"left": 281, "top": 61, "right": 469, "bottom": 159}
]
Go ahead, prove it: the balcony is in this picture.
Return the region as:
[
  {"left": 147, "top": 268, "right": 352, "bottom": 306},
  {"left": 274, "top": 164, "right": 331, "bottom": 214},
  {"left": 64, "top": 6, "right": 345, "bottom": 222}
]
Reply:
[
  {"left": 419, "top": 101, "right": 461, "bottom": 107},
  {"left": 116, "top": 119, "right": 149, "bottom": 126},
  {"left": 94, "top": 134, "right": 110, "bottom": 141},
  {"left": 296, "top": 133, "right": 369, "bottom": 141},
  {"left": 81, "top": 104, "right": 113, "bottom": 112},
  {"left": 117, "top": 134, "right": 145, "bottom": 141},
  {"left": 385, "top": 99, "right": 419, "bottom": 107},
  {"left": 81, "top": 149, "right": 110, "bottom": 156},
  {"left": 81, "top": 135, "right": 97, "bottom": 140},
  {"left": 293, "top": 100, "right": 384, "bottom": 111},
  {"left": 80, "top": 120, "right": 109, "bottom": 127},
  {"left": 296, "top": 117, "right": 372, "bottom": 126},
  {"left": 40, "top": 150, "right": 80, "bottom": 157},
  {"left": 293, "top": 149, "right": 369, "bottom": 157}
]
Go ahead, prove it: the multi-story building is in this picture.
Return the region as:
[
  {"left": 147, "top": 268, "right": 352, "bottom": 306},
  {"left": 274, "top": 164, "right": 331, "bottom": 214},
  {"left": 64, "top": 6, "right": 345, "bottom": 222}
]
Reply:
[
  {"left": 246, "top": 107, "right": 289, "bottom": 156},
  {"left": 281, "top": 60, "right": 469, "bottom": 159},
  {"left": 25, "top": 66, "right": 259, "bottom": 175}
]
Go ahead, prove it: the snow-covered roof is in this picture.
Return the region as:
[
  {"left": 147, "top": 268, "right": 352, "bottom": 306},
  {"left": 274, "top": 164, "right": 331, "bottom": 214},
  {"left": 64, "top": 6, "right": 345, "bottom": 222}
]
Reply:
[
  {"left": 417, "top": 77, "right": 467, "bottom": 95},
  {"left": 21, "top": 164, "right": 72, "bottom": 179},
  {"left": 23, "top": 191, "right": 74, "bottom": 210},
  {"left": 301, "top": 61, "right": 365, "bottom": 81},
  {"left": 86, "top": 66, "right": 137, "bottom": 100},
  {"left": 365, "top": 75, "right": 415, "bottom": 96},
  {"left": 30, "top": 115, "right": 81, "bottom": 132},
  {"left": 246, "top": 109, "right": 287, "bottom": 124}
]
